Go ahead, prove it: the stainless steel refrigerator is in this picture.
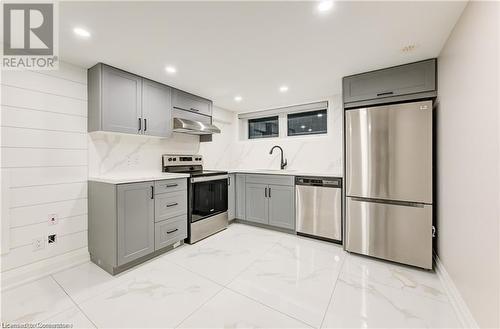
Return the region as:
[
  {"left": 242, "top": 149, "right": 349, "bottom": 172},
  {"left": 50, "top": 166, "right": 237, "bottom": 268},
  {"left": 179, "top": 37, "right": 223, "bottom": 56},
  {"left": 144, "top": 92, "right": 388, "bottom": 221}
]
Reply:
[{"left": 345, "top": 100, "right": 433, "bottom": 269}]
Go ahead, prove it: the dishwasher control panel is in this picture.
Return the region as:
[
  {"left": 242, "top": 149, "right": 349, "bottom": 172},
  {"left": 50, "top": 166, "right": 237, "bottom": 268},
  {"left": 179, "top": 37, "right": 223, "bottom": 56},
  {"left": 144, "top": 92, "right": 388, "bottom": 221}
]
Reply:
[{"left": 295, "top": 176, "right": 342, "bottom": 188}]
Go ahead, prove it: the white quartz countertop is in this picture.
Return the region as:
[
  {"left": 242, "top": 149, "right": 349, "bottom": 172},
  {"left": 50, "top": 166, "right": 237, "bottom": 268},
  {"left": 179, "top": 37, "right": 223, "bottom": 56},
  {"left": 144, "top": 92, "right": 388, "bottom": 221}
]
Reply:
[
  {"left": 88, "top": 172, "right": 190, "bottom": 184},
  {"left": 226, "top": 169, "right": 343, "bottom": 178}
]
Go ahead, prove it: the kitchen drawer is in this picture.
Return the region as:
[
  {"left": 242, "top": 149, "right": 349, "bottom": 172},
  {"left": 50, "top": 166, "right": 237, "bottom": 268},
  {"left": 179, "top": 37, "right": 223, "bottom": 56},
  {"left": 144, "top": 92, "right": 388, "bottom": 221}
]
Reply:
[
  {"left": 154, "top": 191, "right": 187, "bottom": 222},
  {"left": 245, "top": 174, "right": 294, "bottom": 186},
  {"left": 172, "top": 89, "right": 212, "bottom": 117},
  {"left": 155, "top": 178, "right": 187, "bottom": 194},
  {"left": 155, "top": 215, "right": 187, "bottom": 250}
]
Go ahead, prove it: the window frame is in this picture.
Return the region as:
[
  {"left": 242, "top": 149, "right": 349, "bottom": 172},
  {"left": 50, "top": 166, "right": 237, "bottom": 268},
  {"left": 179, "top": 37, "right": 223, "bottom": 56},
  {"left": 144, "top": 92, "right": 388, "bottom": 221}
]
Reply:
[
  {"left": 247, "top": 115, "right": 280, "bottom": 140},
  {"left": 286, "top": 109, "right": 328, "bottom": 137}
]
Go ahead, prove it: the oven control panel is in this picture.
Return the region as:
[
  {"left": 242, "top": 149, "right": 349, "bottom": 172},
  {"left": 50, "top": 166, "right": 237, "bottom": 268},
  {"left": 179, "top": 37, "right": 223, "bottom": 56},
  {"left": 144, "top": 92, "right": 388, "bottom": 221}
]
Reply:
[{"left": 162, "top": 154, "right": 202, "bottom": 166}]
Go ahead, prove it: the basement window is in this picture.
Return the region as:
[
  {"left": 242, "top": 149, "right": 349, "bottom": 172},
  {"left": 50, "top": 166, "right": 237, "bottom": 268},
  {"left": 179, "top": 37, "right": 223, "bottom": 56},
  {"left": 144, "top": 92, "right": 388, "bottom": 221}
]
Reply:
[
  {"left": 287, "top": 109, "right": 327, "bottom": 136},
  {"left": 248, "top": 116, "right": 279, "bottom": 139}
]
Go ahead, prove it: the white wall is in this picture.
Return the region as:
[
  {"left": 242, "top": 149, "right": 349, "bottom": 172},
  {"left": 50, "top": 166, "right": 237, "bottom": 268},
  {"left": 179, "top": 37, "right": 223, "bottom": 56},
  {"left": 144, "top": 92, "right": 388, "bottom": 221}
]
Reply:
[
  {"left": 437, "top": 2, "right": 499, "bottom": 328},
  {"left": 201, "top": 96, "right": 343, "bottom": 176},
  {"left": 1, "top": 63, "right": 89, "bottom": 281}
]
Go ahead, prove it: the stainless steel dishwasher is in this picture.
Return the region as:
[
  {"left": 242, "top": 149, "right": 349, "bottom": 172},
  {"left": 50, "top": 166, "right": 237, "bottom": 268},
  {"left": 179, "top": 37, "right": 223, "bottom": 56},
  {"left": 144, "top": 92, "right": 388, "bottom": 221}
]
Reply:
[{"left": 295, "top": 176, "right": 342, "bottom": 243}]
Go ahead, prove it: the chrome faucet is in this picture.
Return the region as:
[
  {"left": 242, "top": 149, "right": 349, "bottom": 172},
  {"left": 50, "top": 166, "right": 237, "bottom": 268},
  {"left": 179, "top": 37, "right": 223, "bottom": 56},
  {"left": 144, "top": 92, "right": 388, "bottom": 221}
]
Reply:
[{"left": 269, "top": 145, "right": 288, "bottom": 170}]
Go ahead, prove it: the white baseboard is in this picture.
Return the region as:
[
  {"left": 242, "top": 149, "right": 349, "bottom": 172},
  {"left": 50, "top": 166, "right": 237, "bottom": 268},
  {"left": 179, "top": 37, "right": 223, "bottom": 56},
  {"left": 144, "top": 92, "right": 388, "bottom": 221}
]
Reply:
[
  {"left": 1, "top": 247, "right": 89, "bottom": 291},
  {"left": 434, "top": 253, "right": 479, "bottom": 329}
]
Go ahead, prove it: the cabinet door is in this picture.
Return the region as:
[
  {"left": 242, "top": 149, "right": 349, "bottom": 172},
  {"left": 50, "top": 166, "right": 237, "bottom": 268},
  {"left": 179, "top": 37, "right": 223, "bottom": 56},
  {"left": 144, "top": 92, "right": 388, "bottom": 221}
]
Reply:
[
  {"left": 102, "top": 65, "right": 142, "bottom": 134},
  {"left": 268, "top": 185, "right": 295, "bottom": 230},
  {"left": 245, "top": 183, "right": 268, "bottom": 224},
  {"left": 235, "top": 174, "right": 246, "bottom": 220},
  {"left": 117, "top": 182, "right": 154, "bottom": 266},
  {"left": 343, "top": 59, "right": 436, "bottom": 105},
  {"left": 172, "top": 89, "right": 212, "bottom": 116},
  {"left": 142, "top": 79, "right": 172, "bottom": 137},
  {"left": 227, "top": 174, "right": 236, "bottom": 220}
]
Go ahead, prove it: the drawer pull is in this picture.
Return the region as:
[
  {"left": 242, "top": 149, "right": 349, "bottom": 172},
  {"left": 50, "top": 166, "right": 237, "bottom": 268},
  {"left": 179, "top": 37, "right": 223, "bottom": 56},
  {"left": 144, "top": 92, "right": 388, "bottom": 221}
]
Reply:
[
  {"left": 377, "top": 91, "right": 394, "bottom": 96},
  {"left": 190, "top": 107, "right": 199, "bottom": 112},
  {"left": 166, "top": 228, "right": 178, "bottom": 234},
  {"left": 166, "top": 202, "right": 178, "bottom": 208},
  {"left": 165, "top": 183, "right": 178, "bottom": 188}
]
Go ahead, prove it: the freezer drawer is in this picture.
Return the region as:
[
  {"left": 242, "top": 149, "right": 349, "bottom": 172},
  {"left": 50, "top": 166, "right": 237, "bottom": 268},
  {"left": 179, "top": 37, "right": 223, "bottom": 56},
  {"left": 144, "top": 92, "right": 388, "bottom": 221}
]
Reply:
[
  {"left": 346, "top": 100, "right": 432, "bottom": 203},
  {"left": 345, "top": 197, "right": 432, "bottom": 269}
]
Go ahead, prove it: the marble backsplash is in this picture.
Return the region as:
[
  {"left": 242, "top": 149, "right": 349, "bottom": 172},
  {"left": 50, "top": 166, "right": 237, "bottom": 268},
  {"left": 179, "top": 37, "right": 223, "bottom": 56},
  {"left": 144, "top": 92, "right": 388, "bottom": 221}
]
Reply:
[{"left": 88, "top": 96, "right": 343, "bottom": 177}]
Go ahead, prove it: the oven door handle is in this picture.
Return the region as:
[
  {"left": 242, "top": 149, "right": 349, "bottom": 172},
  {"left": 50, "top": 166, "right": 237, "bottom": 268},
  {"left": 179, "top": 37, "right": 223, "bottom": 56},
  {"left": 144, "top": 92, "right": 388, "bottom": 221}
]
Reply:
[{"left": 191, "top": 174, "right": 229, "bottom": 183}]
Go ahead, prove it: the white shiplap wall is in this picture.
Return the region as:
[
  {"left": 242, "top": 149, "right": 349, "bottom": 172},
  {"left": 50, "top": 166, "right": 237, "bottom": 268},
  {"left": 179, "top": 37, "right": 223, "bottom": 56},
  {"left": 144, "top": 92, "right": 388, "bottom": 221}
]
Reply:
[{"left": 0, "top": 63, "right": 89, "bottom": 283}]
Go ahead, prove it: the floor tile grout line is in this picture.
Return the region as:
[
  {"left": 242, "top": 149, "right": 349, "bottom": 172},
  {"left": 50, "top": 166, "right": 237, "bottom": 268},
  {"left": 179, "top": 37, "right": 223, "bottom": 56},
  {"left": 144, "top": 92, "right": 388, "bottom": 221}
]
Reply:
[
  {"left": 318, "top": 255, "right": 348, "bottom": 329},
  {"left": 173, "top": 286, "right": 226, "bottom": 328},
  {"left": 50, "top": 274, "right": 99, "bottom": 329},
  {"left": 224, "top": 285, "right": 315, "bottom": 329}
]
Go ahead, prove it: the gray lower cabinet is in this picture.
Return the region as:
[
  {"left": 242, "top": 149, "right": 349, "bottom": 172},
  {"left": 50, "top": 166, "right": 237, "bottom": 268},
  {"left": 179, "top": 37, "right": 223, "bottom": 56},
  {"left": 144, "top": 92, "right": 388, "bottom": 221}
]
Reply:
[
  {"left": 245, "top": 183, "right": 269, "bottom": 224},
  {"left": 228, "top": 174, "right": 236, "bottom": 220},
  {"left": 343, "top": 59, "right": 437, "bottom": 108},
  {"left": 268, "top": 185, "right": 295, "bottom": 230},
  {"left": 235, "top": 174, "right": 246, "bottom": 220},
  {"left": 241, "top": 174, "right": 295, "bottom": 230},
  {"left": 117, "top": 182, "right": 155, "bottom": 266},
  {"left": 88, "top": 179, "right": 187, "bottom": 275}
]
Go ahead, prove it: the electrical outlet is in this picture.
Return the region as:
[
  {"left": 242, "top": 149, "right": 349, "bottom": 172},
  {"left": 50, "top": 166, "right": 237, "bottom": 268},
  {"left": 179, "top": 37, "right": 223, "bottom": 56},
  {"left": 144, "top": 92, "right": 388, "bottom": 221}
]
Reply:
[
  {"left": 48, "top": 213, "right": 58, "bottom": 225},
  {"left": 48, "top": 234, "right": 57, "bottom": 245},
  {"left": 32, "top": 238, "right": 45, "bottom": 251}
]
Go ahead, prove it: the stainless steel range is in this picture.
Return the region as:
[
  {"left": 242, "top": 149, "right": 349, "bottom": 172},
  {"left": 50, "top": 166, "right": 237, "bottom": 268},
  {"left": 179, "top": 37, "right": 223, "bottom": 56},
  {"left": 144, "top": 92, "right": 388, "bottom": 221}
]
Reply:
[{"left": 162, "top": 154, "right": 228, "bottom": 244}]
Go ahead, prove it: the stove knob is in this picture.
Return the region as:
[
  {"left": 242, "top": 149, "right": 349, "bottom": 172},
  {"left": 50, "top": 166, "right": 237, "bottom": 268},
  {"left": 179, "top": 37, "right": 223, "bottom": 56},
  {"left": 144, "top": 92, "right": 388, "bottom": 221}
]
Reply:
[{"left": 168, "top": 158, "right": 172, "bottom": 161}]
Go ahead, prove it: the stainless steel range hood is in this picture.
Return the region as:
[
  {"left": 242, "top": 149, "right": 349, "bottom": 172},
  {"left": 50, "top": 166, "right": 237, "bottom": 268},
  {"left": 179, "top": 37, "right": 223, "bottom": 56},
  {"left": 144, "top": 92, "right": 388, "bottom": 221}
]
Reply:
[{"left": 172, "top": 117, "right": 221, "bottom": 135}]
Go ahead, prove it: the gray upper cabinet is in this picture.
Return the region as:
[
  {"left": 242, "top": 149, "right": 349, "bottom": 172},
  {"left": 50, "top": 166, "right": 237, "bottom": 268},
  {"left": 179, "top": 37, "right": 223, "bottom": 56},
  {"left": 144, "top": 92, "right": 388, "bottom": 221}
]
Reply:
[
  {"left": 245, "top": 183, "right": 269, "bottom": 224},
  {"left": 89, "top": 63, "right": 212, "bottom": 139},
  {"left": 142, "top": 79, "right": 172, "bottom": 137},
  {"left": 343, "top": 59, "right": 437, "bottom": 108},
  {"left": 100, "top": 65, "right": 142, "bottom": 134},
  {"left": 268, "top": 185, "right": 295, "bottom": 230},
  {"left": 117, "top": 182, "right": 155, "bottom": 266},
  {"left": 172, "top": 89, "right": 212, "bottom": 117}
]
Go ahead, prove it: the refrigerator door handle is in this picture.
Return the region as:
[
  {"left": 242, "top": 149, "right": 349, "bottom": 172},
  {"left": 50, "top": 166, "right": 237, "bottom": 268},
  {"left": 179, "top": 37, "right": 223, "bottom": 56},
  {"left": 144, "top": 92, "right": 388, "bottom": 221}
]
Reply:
[{"left": 349, "top": 196, "right": 426, "bottom": 208}]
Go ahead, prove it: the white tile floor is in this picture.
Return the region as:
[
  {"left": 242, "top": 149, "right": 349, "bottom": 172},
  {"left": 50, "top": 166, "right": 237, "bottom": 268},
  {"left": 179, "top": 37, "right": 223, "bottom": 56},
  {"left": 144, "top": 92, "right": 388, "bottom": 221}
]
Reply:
[{"left": 1, "top": 223, "right": 462, "bottom": 328}]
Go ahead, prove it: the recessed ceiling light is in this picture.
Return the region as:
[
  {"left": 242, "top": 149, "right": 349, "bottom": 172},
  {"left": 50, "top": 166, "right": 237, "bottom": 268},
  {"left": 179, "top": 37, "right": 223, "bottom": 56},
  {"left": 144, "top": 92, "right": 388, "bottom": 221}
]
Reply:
[
  {"left": 73, "top": 27, "right": 91, "bottom": 38},
  {"left": 301, "top": 125, "right": 306, "bottom": 129},
  {"left": 317, "top": 0, "right": 333, "bottom": 12},
  {"left": 165, "top": 66, "right": 177, "bottom": 74},
  {"left": 279, "top": 86, "right": 289, "bottom": 93},
  {"left": 317, "top": 113, "right": 323, "bottom": 117},
  {"left": 308, "top": 128, "right": 312, "bottom": 132},
  {"left": 234, "top": 96, "right": 242, "bottom": 102}
]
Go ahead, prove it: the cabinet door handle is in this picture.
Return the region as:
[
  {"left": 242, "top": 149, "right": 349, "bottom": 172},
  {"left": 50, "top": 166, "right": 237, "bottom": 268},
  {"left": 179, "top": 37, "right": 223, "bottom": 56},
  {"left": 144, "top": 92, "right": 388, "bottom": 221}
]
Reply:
[
  {"left": 165, "top": 183, "right": 178, "bottom": 188},
  {"left": 144, "top": 118, "right": 147, "bottom": 131},
  {"left": 265, "top": 187, "right": 267, "bottom": 198},
  {"left": 228, "top": 176, "right": 231, "bottom": 186},
  {"left": 166, "top": 202, "right": 178, "bottom": 208},
  {"left": 166, "top": 228, "right": 178, "bottom": 234},
  {"left": 151, "top": 186, "right": 154, "bottom": 199},
  {"left": 377, "top": 91, "right": 394, "bottom": 96},
  {"left": 138, "top": 118, "right": 142, "bottom": 132},
  {"left": 269, "top": 187, "right": 271, "bottom": 198}
]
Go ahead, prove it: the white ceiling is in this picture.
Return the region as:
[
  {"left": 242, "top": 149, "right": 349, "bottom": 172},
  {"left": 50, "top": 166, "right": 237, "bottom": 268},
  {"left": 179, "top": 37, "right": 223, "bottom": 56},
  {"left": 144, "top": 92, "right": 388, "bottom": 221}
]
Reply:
[{"left": 59, "top": 1, "right": 466, "bottom": 112}]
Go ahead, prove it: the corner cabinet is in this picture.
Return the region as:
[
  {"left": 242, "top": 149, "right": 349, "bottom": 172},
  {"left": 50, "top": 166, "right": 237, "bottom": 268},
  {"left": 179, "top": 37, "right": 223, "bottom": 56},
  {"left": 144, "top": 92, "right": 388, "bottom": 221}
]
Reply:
[
  {"left": 240, "top": 174, "right": 295, "bottom": 230},
  {"left": 88, "top": 63, "right": 172, "bottom": 137}
]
